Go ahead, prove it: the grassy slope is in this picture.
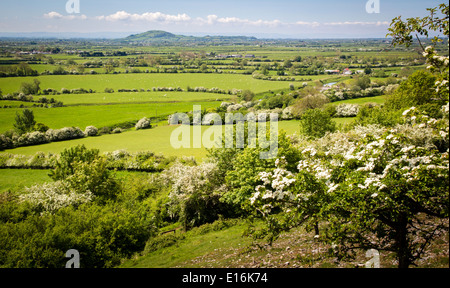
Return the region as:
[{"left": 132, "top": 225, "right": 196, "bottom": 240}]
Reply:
[
  {"left": 121, "top": 222, "right": 253, "bottom": 268},
  {"left": 120, "top": 219, "right": 449, "bottom": 268}
]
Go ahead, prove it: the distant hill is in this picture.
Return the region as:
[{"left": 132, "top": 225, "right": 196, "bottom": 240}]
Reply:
[{"left": 119, "top": 30, "right": 258, "bottom": 45}]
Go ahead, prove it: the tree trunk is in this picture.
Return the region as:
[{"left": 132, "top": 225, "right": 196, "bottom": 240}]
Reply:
[
  {"left": 396, "top": 214, "right": 410, "bottom": 268},
  {"left": 314, "top": 222, "right": 320, "bottom": 236}
]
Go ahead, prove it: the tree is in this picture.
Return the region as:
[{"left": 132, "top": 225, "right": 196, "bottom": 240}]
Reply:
[
  {"left": 49, "top": 145, "right": 120, "bottom": 203},
  {"left": 387, "top": 3, "right": 449, "bottom": 102},
  {"left": 104, "top": 64, "right": 115, "bottom": 74},
  {"left": 241, "top": 90, "right": 255, "bottom": 102},
  {"left": 14, "top": 109, "right": 36, "bottom": 135},
  {"left": 260, "top": 64, "right": 270, "bottom": 76},
  {"left": 250, "top": 104, "right": 449, "bottom": 268},
  {"left": 283, "top": 59, "right": 293, "bottom": 68},
  {"left": 200, "top": 64, "right": 208, "bottom": 72},
  {"left": 352, "top": 75, "right": 371, "bottom": 90},
  {"left": 291, "top": 94, "right": 329, "bottom": 117},
  {"left": 299, "top": 108, "right": 336, "bottom": 139},
  {"left": 20, "top": 79, "right": 41, "bottom": 95},
  {"left": 385, "top": 70, "right": 437, "bottom": 110}
]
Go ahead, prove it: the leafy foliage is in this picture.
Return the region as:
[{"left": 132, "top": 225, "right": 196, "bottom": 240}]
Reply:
[
  {"left": 299, "top": 108, "right": 336, "bottom": 139},
  {"left": 14, "top": 109, "right": 36, "bottom": 135}
]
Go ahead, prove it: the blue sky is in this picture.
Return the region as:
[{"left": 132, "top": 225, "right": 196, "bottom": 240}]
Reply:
[{"left": 0, "top": 0, "right": 445, "bottom": 38}]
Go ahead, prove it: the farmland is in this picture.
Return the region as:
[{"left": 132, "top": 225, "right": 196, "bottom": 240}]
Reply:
[{"left": 0, "top": 16, "right": 448, "bottom": 271}]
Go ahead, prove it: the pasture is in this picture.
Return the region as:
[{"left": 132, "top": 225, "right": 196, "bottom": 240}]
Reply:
[{"left": 0, "top": 73, "right": 295, "bottom": 95}]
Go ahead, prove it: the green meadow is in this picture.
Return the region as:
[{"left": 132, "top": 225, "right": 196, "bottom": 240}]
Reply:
[
  {"left": 1, "top": 119, "right": 354, "bottom": 159},
  {"left": 37, "top": 91, "right": 231, "bottom": 106},
  {"left": 0, "top": 73, "right": 294, "bottom": 95},
  {"left": 0, "top": 101, "right": 221, "bottom": 132}
]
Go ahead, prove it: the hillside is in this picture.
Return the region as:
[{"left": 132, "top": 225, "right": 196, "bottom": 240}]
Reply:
[
  {"left": 120, "top": 219, "right": 449, "bottom": 268},
  {"left": 118, "top": 30, "right": 258, "bottom": 45}
]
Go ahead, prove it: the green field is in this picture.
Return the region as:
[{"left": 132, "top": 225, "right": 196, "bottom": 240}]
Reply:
[
  {"left": 36, "top": 91, "right": 231, "bottom": 106},
  {"left": 1, "top": 119, "right": 353, "bottom": 159},
  {"left": 333, "top": 95, "right": 386, "bottom": 105},
  {"left": 0, "top": 73, "right": 295, "bottom": 95},
  {"left": 0, "top": 101, "right": 221, "bottom": 132},
  {"left": 0, "top": 169, "right": 51, "bottom": 193}
]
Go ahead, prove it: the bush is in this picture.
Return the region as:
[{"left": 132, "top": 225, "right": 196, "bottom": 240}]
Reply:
[
  {"left": 163, "top": 162, "right": 229, "bottom": 230},
  {"left": 0, "top": 134, "right": 13, "bottom": 151},
  {"left": 49, "top": 145, "right": 120, "bottom": 203},
  {"left": 104, "top": 88, "right": 114, "bottom": 93},
  {"left": 385, "top": 70, "right": 438, "bottom": 110},
  {"left": 20, "top": 181, "right": 93, "bottom": 215},
  {"left": 15, "top": 131, "right": 48, "bottom": 147},
  {"left": 355, "top": 104, "right": 402, "bottom": 127},
  {"left": 35, "top": 123, "right": 50, "bottom": 133},
  {"left": 135, "top": 117, "right": 151, "bottom": 130},
  {"left": 84, "top": 126, "right": 98, "bottom": 137},
  {"left": 334, "top": 104, "right": 360, "bottom": 117},
  {"left": 112, "top": 128, "right": 124, "bottom": 134},
  {"left": 0, "top": 203, "right": 155, "bottom": 268},
  {"left": 45, "top": 127, "right": 85, "bottom": 142}
]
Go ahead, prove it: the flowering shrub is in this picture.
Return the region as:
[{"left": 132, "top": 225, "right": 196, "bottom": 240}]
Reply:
[
  {"left": 163, "top": 162, "right": 228, "bottom": 229},
  {"left": 84, "top": 126, "right": 98, "bottom": 137},
  {"left": 135, "top": 117, "right": 151, "bottom": 130},
  {"left": 20, "top": 181, "right": 93, "bottom": 215},
  {"left": 250, "top": 104, "right": 449, "bottom": 267},
  {"left": 422, "top": 45, "right": 449, "bottom": 99},
  {"left": 14, "top": 131, "right": 48, "bottom": 147},
  {"left": 0, "top": 134, "right": 13, "bottom": 150},
  {"left": 334, "top": 104, "right": 360, "bottom": 117},
  {"left": 46, "top": 127, "right": 85, "bottom": 142}
]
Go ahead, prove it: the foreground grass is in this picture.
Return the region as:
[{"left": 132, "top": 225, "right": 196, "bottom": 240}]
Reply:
[
  {"left": 120, "top": 218, "right": 449, "bottom": 268},
  {"left": 121, "top": 221, "right": 252, "bottom": 268}
]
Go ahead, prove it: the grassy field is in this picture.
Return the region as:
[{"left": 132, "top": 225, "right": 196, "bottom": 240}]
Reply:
[
  {"left": 0, "top": 169, "right": 51, "bottom": 193},
  {"left": 0, "top": 73, "right": 296, "bottom": 95},
  {"left": 0, "top": 101, "right": 221, "bottom": 132},
  {"left": 332, "top": 95, "right": 386, "bottom": 105},
  {"left": 36, "top": 91, "right": 232, "bottom": 106},
  {"left": 1, "top": 119, "right": 353, "bottom": 158}
]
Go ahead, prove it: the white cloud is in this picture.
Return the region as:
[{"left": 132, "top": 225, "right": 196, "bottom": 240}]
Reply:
[
  {"left": 323, "top": 21, "right": 390, "bottom": 26},
  {"left": 95, "top": 11, "right": 389, "bottom": 29},
  {"left": 97, "top": 11, "right": 191, "bottom": 23},
  {"left": 44, "top": 11, "right": 87, "bottom": 20},
  {"left": 44, "top": 12, "right": 64, "bottom": 19},
  {"left": 193, "top": 14, "right": 283, "bottom": 28}
]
